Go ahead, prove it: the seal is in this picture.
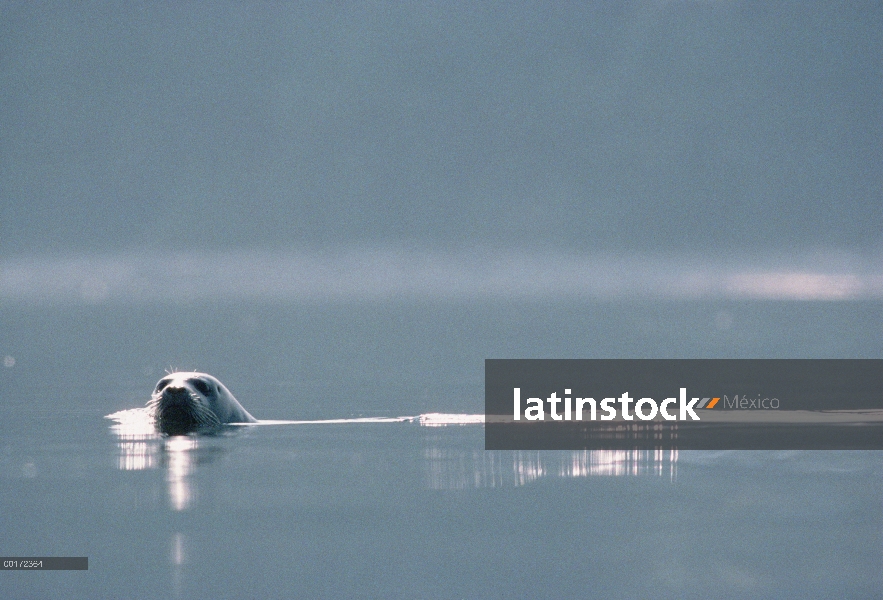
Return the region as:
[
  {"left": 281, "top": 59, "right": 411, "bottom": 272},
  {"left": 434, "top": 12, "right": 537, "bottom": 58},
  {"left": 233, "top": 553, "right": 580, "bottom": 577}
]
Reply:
[{"left": 146, "top": 372, "right": 257, "bottom": 434}]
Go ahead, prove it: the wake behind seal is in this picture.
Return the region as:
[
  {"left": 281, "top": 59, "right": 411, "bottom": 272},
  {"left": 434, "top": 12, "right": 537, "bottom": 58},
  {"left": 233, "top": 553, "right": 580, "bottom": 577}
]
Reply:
[{"left": 147, "top": 372, "right": 257, "bottom": 434}]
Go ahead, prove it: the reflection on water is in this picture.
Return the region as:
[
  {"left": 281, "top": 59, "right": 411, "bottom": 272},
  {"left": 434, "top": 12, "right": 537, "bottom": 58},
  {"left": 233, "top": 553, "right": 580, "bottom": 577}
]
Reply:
[
  {"left": 114, "top": 434, "right": 198, "bottom": 511},
  {"left": 107, "top": 417, "right": 209, "bottom": 600},
  {"left": 118, "top": 440, "right": 156, "bottom": 472},
  {"left": 109, "top": 413, "right": 679, "bottom": 514},
  {"left": 108, "top": 409, "right": 233, "bottom": 511},
  {"left": 165, "top": 437, "right": 197, "bottom": 511},
  {"left": 107, "top": 409, "right": 678, "bottom": 598},
  {"left": 423, "top": 445, "right": 678, "bottom": 489},
  {"left": 110, "top": 409, "right": 161, "bottom": 472},
  {"left": 170, "top": 532, "right": 186, "bottom": 600}
]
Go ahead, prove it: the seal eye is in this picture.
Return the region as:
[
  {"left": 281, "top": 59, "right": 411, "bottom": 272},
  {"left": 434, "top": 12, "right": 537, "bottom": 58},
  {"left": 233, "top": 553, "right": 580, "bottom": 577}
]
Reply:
[
  {"left": 192, "top": 379, "right": 211, "bottom": 396},
  {"left": 155, "top": 378, "right": 172, "bottom": 393}
]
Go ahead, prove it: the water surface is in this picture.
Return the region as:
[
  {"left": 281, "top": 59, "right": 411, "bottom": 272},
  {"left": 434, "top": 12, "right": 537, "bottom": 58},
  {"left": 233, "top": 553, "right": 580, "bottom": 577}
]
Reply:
[{"left": 1, "top": 302, "right": 881, "bottom": 598}]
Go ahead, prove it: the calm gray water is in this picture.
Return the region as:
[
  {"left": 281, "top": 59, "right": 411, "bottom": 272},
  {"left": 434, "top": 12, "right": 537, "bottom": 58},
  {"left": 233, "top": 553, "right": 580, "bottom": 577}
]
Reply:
[{"left": 1, "top": 301, "right": 882, "bottom": 598}]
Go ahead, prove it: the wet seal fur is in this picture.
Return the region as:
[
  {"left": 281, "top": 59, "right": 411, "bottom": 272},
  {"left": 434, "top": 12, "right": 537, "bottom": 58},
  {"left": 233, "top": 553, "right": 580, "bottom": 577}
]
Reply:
[{"left": 147, "top": 372, "right": 256, "bottom": 434}]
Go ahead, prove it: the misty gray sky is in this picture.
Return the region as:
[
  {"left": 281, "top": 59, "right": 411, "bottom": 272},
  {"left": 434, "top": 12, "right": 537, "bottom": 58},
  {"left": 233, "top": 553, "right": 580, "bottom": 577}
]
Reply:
[{"left": 1, "top": 1, "right": 881, "bottom": 256}]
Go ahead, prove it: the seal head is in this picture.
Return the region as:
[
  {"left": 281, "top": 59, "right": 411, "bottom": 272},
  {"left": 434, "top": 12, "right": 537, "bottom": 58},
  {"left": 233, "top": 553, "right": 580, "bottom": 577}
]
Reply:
[{"left": 147, "top": 372, "right": 257, "bottom": 434}]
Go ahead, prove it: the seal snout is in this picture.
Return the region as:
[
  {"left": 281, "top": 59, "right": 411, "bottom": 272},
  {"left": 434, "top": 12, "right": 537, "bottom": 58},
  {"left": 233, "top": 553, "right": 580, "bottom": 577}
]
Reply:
[{"left": 157, "top": 386, "right": 198, "bottom": 413}]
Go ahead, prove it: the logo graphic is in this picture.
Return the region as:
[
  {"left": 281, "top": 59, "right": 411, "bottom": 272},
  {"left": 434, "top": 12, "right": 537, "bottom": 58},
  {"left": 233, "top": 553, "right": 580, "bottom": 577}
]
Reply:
[{"left": 486, "top": 359, "right": 883, "bottom": 450}]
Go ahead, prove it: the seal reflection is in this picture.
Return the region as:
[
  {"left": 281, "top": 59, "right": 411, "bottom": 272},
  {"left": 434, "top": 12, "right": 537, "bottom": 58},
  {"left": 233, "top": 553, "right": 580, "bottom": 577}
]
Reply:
[
  {"left": 108, "top": 411, "right": 235, "bottom": 511},
  {"left": 164, "top": 436, "right": 197, "bottom": 511},
  {"left": 109, "top": 412, "right": 681, "bottom": 496}
]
